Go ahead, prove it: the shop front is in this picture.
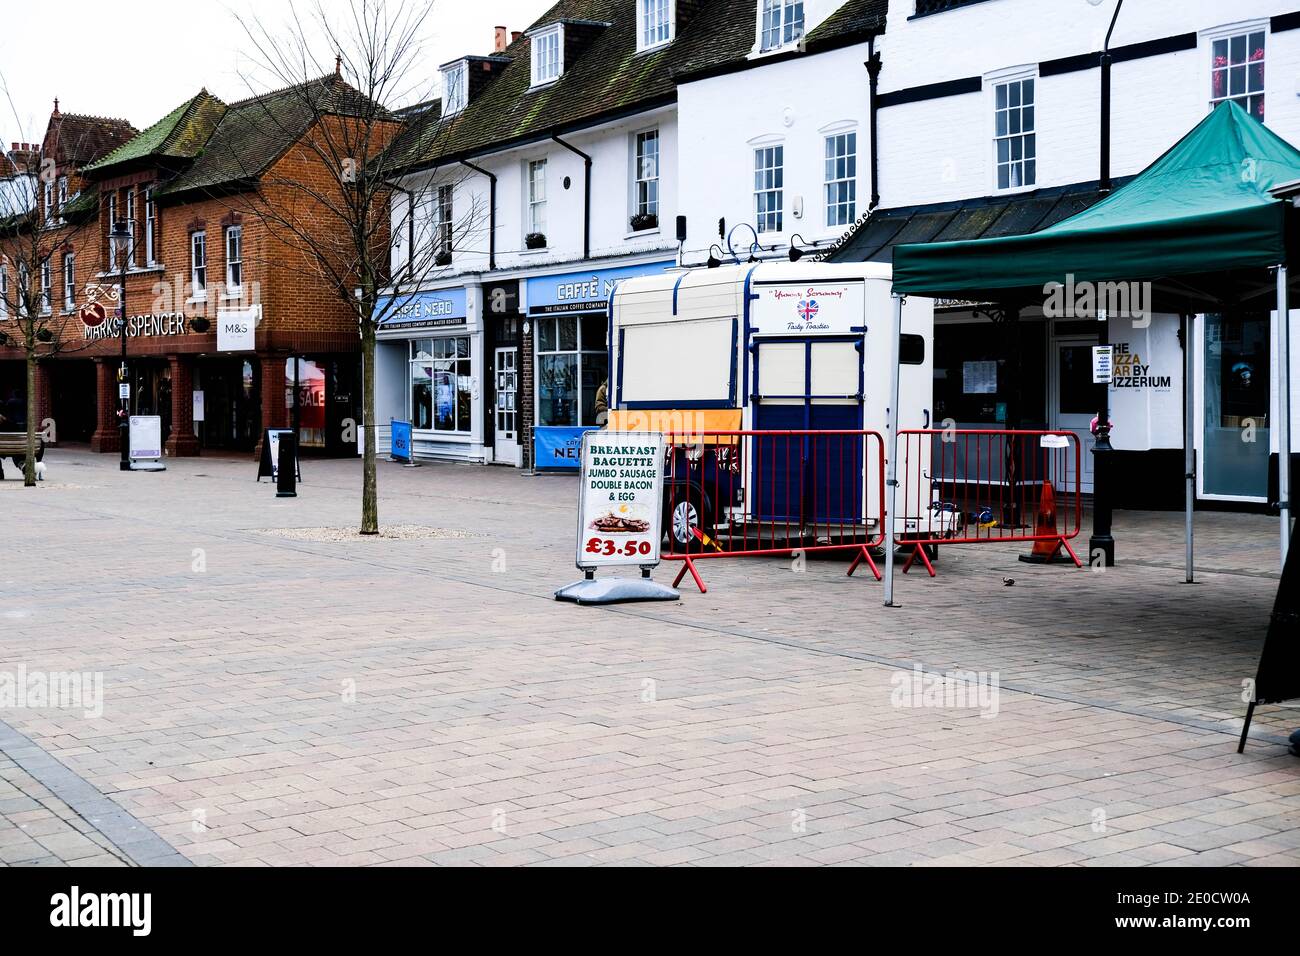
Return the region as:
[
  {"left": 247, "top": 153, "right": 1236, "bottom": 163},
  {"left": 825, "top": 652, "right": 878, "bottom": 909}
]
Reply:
[
  {"left": 374, "top": 283, "right": 487, "bottom": 463},
  {"left": 524, "top": 260, "right": 674, "bottom": 468}
]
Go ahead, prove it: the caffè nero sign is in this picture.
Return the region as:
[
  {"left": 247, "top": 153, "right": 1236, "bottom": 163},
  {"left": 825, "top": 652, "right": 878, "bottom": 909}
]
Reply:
[{"left": 84, "top": 312, "right": 188, "bottom": 342}]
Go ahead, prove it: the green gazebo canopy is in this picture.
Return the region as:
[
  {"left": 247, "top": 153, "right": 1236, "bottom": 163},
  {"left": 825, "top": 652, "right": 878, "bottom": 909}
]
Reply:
[{"left": 892, "top": 101, "right": 1300, "bottom": 298}]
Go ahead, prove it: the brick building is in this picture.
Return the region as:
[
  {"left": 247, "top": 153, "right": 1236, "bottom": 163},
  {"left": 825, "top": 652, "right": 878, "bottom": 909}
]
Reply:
[
  {"left": 1, "top": 75, "right": 376, "bottom": 458},
  {"left": 0, "top": 105, "right": 138, "bottom": 443}
]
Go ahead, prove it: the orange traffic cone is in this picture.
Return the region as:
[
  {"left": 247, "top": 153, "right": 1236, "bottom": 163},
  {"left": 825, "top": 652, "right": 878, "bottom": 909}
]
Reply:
[{"left": 1018, "top": 480, "right": 1064, "bottom": 564}]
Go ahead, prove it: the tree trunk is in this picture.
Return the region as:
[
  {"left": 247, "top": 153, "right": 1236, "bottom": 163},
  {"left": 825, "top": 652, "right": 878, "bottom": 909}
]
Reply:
[
  {"left": 24, "top": 350, "right": 37, "bottom": 487},
  {"left": 360, "top": 320, "right": 378, "bottom": 534}
]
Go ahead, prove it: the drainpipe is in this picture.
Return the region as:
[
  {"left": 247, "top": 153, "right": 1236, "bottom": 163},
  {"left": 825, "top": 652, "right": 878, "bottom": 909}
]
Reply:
[
  {"left": 459, "top": 160, "right": 496, "bottom": 271},
  {"left": 866, "top": 36, "right": 882, "bottom": 211},
  {"left": 1099, "top": 0, "right": 1124, "bottom": 194},
  {"left": 552, "top": 134, "right": 592, "bottom": 260}
]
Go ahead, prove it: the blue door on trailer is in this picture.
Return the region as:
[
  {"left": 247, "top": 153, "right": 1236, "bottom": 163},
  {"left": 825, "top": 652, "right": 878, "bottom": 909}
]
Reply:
[{"left": 751, "top": 337, "right": 864, "bottom": 527}]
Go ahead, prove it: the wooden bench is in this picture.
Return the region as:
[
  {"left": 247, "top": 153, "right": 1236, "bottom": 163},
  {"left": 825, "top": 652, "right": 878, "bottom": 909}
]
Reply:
[{"left": 0, "top": 431, "right": 44, "bottom": 479}]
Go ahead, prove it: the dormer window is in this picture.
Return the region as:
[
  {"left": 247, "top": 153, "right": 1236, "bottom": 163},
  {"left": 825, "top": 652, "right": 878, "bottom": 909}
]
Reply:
[
  {"left": 530, "top": 24, "right": 563, "bottom": 86},
  {"left": 441, "top": 61, "right": 469, "bottom": 116},
  {"left": 638, "top": 0, "right": 673, "bottom": 52},
  {"left": 760, "top": 0, "right": 804, "bottom": 52}
]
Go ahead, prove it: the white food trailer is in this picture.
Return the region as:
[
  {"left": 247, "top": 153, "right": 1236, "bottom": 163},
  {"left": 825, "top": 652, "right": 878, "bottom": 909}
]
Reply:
[{"left": 608, "top": 262, "right": 955, "bottom": 547}]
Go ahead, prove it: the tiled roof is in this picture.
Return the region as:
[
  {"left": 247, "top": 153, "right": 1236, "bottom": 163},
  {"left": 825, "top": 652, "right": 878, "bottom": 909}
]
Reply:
[
  {"left": 44, "top": 112, "right": 138, "bottom": 167},
  {"left": 826, "top": 178, "right": 1134, "bottom": 264},
  {"left": 155, "top": 75, "right": 374, "bottom": 199},
  {"left": 389, "top": 0, "right": 885, "bottom": 174},
  {"left": 84, "top": 92, "right": 228, "bottom": 174}
]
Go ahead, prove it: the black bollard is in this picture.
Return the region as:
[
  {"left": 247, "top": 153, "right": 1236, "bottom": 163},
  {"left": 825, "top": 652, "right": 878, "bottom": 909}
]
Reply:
[{"left": 276, "top": 433, "right": 297, "bottom": 498}]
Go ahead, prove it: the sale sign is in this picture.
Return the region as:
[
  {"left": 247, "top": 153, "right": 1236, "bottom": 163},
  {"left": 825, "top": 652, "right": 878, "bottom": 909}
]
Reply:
[{"left": 575, "top": 432, "right": 665, "bottom": 570}]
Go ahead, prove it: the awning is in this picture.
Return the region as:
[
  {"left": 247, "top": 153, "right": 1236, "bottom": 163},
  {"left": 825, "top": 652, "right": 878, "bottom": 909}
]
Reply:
[
  {"left": 829, "top": 179, "right": 1122, "bottom": 266},
  {"left": 891, "top": 101, "right": 1300, "bottom": 298}
]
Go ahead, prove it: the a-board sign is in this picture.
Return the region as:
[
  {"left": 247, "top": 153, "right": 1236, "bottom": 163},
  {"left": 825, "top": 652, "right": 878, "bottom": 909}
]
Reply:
[
  {"left": 256, "top": 428, "right": 301, "bottom": 482},
  {"left": 575, "top": 431, "right": 665, "bottom": 570},
  {"left": 390, "top": 419, "right": 413, "bottom": 462},
  {"left": 128, "top": 415, "right": 166, "bottom": 471}
]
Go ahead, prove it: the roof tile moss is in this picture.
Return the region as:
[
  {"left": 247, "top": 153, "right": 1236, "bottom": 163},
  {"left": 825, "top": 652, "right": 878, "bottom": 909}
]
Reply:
[{"left": 391, "top": 0, "right": 886, "bottom": 174}]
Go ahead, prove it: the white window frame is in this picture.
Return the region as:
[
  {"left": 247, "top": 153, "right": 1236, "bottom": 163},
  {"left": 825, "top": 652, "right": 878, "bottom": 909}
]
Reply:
[
  {"left": 39, "top": 260, "right": 52, "bottom": 314},
  {"left": 125, "top": 188, "right": 137, "bottom": 268},
  {"left": 63, "top": 252, "right": 75, "bottom": 311},
  {"left": 990, "top": 68, "right": 1037, "bottom": 192},
  {"left": 435, "top": 184, "right": 453, "bottom": 256},
  {"left": 191, "top": 230, "right": 207, "bottom": 298},
  {"left": 17, "top": 262, "right": 28, "bottom": 317},
  {"left": 0, "top": 264, "right": 8, "bottom": 319},
  {"left": 530, "top": 24, "right": 563, "bottom": 87},
  {"left": 758, "top": 0, "right": 805, "bottom": 53},
  {"left": 225, "top": 225, "right": 243, "bottom": 293},
  {"left": 633, "top": 129, "right": 660, "bottom": 219},
  {"left": 42, "top": 181, "right": 54, "bottom": 224},
  {"left": 1206, "top": 22, "right": 1266, "bottom": 120},
  {"left": 824, "top": 130, "right": 857, "bottom": 228},
  {"left": 527, "top": 159, "right": 548, "bottom": 239},
  {"left": 145, "top": 188, "right": 157, "bottom": 265},
  {"left": 441, "top": 61, "right": 469, "bottom": 116},
  {"left": 638, "top": 0, "right": 674, "bottom": 52},
  {"left": 753, "top": 143, "right": 784, "bottom": 234},
  {"left": 107, "top": 194, "right": 118, "bottom": 271}
]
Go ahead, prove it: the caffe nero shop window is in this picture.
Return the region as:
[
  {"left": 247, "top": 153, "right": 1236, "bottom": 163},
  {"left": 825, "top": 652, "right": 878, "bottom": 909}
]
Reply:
[
  {"left": 932, "top": 320, "right": 1047, "bottom": 426},
  {"left": 410, "top": 336, "right": 473, "bottom": 432},
  {"left": 536, "top": 314, "right": 607, "bottom": 427}
]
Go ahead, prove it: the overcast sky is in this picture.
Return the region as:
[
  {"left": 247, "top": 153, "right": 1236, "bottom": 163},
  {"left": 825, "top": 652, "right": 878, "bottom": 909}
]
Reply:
[{"left": 1, "top": 0, "right": 550, "bottom": 143}]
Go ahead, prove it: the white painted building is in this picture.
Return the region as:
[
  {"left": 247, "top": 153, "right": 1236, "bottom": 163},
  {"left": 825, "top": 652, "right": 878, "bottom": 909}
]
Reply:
[
  {"left": 677, "top": 1, "right": 885, "bottom": 266},
  {"left": 837, "top": 0, "right": 1300, "bottom": 507}
]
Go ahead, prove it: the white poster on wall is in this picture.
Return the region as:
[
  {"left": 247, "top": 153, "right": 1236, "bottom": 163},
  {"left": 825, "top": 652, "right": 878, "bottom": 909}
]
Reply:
[
  {"left": 1108, "top": 313, "right": 1183, "bottom": 451},
  {"left": 192, "top": 390, "right": 205, "bottom": 423}
]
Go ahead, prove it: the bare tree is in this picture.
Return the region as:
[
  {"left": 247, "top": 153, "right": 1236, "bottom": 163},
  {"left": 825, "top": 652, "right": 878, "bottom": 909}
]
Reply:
[
  {"left": 221, "top": 0, "right": 479, "bottom": 534},
  {"left": 0, "top": 90, "right": 98, "bottom": 487}
]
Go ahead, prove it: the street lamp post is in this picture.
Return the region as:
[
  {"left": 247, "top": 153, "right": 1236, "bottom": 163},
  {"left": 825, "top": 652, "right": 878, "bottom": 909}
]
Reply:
[
  {"left": 1088, "top": 0, "right": 1124, "bottom": 567},
  {"left": 111, "top": 219, "right": 131, "bottom": 471}
]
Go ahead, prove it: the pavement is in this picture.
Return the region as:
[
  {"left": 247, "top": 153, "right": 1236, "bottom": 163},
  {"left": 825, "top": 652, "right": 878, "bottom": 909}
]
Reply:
[{"left": 0, "top": 445, "right": 1297, "bottom": 867}]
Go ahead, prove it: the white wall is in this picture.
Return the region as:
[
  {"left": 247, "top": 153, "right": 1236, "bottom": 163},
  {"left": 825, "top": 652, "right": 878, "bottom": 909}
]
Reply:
[
  {"left": 677, "top": 41, "right": 873, "bottom": 264},
  {"left": 879, "top": 0, "right": 1300, "bottom": 206},
  {"left": 393, "top": 108, "right": 678, "bottom": 283}
]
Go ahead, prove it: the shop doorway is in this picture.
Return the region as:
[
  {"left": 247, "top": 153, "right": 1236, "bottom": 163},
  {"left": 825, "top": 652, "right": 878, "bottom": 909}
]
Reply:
[
  {"left": 50, "top": 361, "right": 95, "bottom": 443},
  {"left": 196, "top": 358, "right": 260, "bottom": 452},
  {"left": 492, "top": 346, "right": 520, "bottom": 466},
  {"left": 1049, "top": 336, "right": 1097, "bottom": 494},
  {"left": 127, "top": 359, "right": 173, "bottom": 448}
]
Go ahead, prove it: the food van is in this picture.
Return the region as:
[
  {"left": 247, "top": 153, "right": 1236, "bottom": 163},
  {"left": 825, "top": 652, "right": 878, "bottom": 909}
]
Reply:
[{"left": 607, "top": 262, "right": 954, "bottom": 551}]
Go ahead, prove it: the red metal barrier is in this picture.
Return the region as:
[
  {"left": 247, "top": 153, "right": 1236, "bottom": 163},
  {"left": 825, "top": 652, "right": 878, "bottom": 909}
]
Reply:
[
  {"left": 893, "top": 429, "right": 1084, "bottom": 576},
  {"left": 661, "top": 429, "right": 887, "bottom": 593}
]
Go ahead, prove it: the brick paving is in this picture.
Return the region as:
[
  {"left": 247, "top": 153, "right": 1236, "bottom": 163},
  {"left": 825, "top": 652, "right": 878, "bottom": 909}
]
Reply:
[{"left": 1, "top": 447, "right": 1297, "bottom": 867}]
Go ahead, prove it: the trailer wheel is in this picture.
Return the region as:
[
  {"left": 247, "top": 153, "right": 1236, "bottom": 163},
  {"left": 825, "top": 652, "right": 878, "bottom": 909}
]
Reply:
[{"left": 664, "top": 484, "right": 713, "bottom": 555}]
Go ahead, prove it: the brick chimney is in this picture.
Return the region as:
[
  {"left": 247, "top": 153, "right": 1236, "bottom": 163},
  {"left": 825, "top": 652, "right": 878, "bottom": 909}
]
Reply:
[
  {"left": 494, "top": 25, "right": 508, "bottom": 52},
  {"left": 511, "top": 31, "right": 523, "bottom": 44}
]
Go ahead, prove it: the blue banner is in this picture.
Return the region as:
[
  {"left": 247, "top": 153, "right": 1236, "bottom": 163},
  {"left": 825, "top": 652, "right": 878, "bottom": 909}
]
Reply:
[
  {"left": 534, "top": 426, "right": 593, "bottom": 471},
  {"left": 526, "top": 261, "right": 673, "bottom": 315},
  {"left": 390, "top": 419, "right": 413, "bottom": 462},
  {"left": 378, "top": 287, "right": 468, "bottom": 329}
]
